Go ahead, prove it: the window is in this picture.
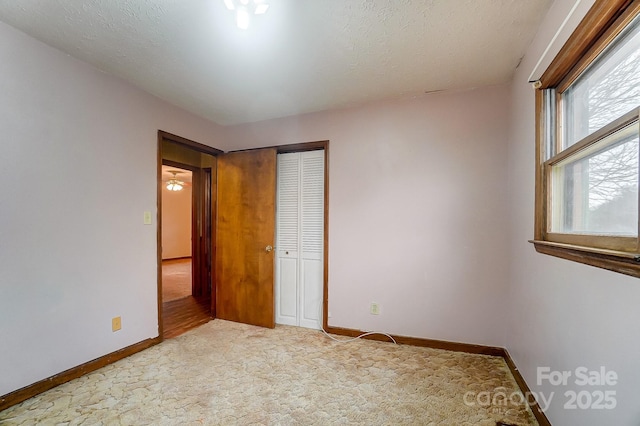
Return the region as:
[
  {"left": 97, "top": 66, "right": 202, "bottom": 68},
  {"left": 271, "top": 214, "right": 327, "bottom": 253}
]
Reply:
[{"left": 533, "top": 0, "right": 640, "bottom": 277}]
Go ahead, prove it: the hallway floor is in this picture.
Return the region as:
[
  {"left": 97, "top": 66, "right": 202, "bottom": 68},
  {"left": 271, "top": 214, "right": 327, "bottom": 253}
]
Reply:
[
  {"left": 162, "top": 258, "right": 192, "bottom": 302},
  {"left": 162, "top": 295, "right": 211, "bottom": 339}
]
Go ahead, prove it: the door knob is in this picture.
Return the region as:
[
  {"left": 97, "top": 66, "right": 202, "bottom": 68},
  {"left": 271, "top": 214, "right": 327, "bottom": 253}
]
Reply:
[{"left": 265, "top": 245, "right": 274, "bottom": 253}]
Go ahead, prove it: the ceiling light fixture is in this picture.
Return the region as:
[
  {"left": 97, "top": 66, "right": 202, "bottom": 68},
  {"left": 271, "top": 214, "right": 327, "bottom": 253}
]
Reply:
[
  {"left": 224, "top": 0, "right": 269, "bottom": 30},
  {"left": 166, "top": 171, "right": 184, "bottom": 191}
]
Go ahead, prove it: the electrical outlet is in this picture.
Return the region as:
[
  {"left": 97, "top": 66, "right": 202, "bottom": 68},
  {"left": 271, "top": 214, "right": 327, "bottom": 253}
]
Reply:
[
  {"left": 112, "top": 316, "right": 122, "bottom": 332},
  {"left": 370, "top": 302, "right": 380, "bottom": 315}
]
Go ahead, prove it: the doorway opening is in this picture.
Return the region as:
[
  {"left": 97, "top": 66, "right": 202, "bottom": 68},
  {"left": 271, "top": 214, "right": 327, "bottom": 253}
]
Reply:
[
  {"left": 161, "top": 165, "right": 193, "bottom": 302},
  {"left": 158, "top": 131, "right": 222, "bottom": 339},
  {"left": 158, "top": 133, "right": 328, "bottom": 336}
]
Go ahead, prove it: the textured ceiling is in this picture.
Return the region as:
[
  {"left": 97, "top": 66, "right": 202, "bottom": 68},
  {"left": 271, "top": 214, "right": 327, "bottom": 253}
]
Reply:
[{"left": 0, "top": 0, "right": 551, "bottom": 125}]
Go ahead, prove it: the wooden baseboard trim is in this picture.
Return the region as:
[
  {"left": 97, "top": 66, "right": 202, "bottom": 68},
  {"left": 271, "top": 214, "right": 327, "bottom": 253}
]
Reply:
[
  {"left": 0, "top": 336, "right": 162, "bottom": 412},
  {"left": 2, "top": 326, "right": 552, "bottom": 425},
  {"left": 324, "top": 325, "right": 504, "bottom": 356},
  {"left": 502, "top": 349, "right": 552, "bottom": 426},
  {"left": 325, "top": 325, "right": 552, "bottom": 425}
]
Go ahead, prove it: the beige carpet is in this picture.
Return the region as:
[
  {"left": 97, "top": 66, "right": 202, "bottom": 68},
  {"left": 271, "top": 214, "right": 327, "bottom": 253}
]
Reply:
[
  {"left": 162, "top": 258, "right": 192, "bottom": 302},
  {"left": 0, "top": 320, "right": 538, "bottom": 425}
]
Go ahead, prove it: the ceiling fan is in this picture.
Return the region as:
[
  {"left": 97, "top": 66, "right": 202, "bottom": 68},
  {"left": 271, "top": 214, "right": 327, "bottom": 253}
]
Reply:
[{"left": 165, "top": 171, "right": 188, "bottom": 191}]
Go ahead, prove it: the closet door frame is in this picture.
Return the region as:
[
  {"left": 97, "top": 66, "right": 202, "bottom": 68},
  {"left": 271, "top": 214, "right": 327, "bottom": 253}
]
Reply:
[{"left": 276, "top": 141, "right": 329, "bottom": 330}]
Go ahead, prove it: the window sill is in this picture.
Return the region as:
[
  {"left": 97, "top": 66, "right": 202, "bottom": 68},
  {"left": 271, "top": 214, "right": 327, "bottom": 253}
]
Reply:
[{"left": 530, "top": 240, "right": 640, "bottom": 278}]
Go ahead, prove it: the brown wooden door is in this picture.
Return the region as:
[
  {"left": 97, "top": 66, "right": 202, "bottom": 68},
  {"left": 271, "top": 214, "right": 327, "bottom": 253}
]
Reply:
[{"left": 216, "top": 148, "right": 276, "bottom": 328}]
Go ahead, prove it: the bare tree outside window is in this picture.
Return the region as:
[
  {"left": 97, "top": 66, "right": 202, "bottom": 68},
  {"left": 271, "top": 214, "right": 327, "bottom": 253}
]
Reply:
[{"left": 554, "top": 21, "right": 640, "bottom": 235}]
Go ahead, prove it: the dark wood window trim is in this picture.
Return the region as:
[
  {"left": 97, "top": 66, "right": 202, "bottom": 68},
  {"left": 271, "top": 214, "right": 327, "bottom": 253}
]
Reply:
[{"left": 532, "top": 0, "right": 640, "bottom": 278}]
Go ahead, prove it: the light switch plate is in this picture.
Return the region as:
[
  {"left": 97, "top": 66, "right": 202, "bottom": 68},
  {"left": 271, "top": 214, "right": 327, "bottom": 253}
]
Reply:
[{"left": 143, "top": 211, "right": 152, "bottom": 225}]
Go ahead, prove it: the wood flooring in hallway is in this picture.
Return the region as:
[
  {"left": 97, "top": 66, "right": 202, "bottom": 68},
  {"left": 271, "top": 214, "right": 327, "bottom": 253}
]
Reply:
[
  {"left": 162, "top": 295, "right": 212, "bottom": 339},
  {"left": 161, "top": 258, "right": 211, "bottom": 339}
]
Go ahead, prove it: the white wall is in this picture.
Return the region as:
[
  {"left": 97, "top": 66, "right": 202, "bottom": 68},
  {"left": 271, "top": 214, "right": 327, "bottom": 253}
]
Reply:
[
  {"left": 0, "top": 21, "right": 225, "bottom": 396},
  {"left": 161, "top": 185, "right": 192, "bottom": 259},
  {"left": 225, "top": 86, "right": 512, "bottom": 347},
  {"left": 506, "top": 0, "right": 640, "bottom": 424}
]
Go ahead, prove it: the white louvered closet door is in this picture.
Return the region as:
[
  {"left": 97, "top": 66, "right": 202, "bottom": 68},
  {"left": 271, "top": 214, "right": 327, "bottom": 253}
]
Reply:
[{"left": 275, "top": 150, "right": 324, "bottom": 330}]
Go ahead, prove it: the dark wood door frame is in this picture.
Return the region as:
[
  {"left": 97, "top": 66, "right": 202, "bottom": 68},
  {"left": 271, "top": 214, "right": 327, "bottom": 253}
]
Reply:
[
  {"left": 158, "top": 133, "right": 328, "bottom": 335},
  {"left": 157, "top": 131, "right": 222, "bottom": 339},
  {"left": 201, "top": 167, "right": 213, "bottom": 299}
]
